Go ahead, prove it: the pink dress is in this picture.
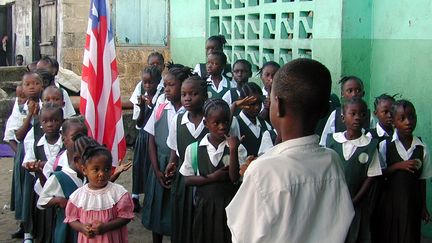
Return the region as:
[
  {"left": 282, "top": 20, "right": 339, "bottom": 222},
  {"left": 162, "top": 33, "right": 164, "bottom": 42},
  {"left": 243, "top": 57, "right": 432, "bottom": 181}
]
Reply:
[{"left": 64, "top": 182, "right": 134, "bottom": 243}]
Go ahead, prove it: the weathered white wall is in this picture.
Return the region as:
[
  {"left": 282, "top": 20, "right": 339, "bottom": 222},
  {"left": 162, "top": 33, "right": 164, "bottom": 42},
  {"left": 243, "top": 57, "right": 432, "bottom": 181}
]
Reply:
[{"left": 13, "top": 0, "right": 32, "bottom": 64}]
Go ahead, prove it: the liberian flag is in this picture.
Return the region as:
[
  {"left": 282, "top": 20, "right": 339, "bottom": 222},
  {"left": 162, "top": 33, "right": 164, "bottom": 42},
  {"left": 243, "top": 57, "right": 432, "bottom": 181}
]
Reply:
[{"left": 80, "top": 0, "right": 126, "bottom": 166}]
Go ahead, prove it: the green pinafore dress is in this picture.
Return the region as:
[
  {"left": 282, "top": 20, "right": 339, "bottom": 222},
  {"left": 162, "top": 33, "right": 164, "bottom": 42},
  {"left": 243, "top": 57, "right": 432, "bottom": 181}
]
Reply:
[{"left": 327, "top": 135, "right": 378, "bottom": 243}]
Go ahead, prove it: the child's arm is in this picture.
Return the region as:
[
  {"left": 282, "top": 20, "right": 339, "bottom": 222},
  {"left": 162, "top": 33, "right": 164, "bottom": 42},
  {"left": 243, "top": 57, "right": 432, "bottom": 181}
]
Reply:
[
  {"left": 148, "top": 134, "right": 169, "bottom": 188},
  {"left": 7, "top": 140, "right": 18, "bottom": 153},
  {"left": 230, "top": 96, "right": 257, "bottom": 115},
  {"left": 259, "top": 96, "right": 270, "bottom": 121},
  {"left": 69, "top": 221, "right": 95, "bottom": 238},
  {"left": 110, "top": 160, "right": 132, "bottom": 182},
  {"left": 184, "top": 166, "right": 230, "bottom": 186},
  {"left": 352, "top": 177, "right": 373, "bottom": 206},
  {"left": 421, "top": 179, "right": 430, "bottom": 223},
  {"left": 135, "top": 95, "right": 151, "bottom": 128},
  {"left": 15, "top": 100, "right": 38, "bottom": 142},
  {"left": 226, "top": 135, "right": 244, "bottom": 183},
  {"left": 43, "top": 197, "right": 68, "bottom": 209},
  {"left": 165, "top": 150, "right": 179, "bottom": 185},
  {"left": 90, "top": 218, "right": 131, "bottom": 236},
  {"left": 383, "top": 159, "right": 419, "bottom": 176}
]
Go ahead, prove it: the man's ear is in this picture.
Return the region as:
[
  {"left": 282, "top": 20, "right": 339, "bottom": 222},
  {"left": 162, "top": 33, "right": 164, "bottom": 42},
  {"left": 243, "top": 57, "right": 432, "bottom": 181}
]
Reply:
[{"left": 275, "top": 96, "right": 285, "bottom": 117}]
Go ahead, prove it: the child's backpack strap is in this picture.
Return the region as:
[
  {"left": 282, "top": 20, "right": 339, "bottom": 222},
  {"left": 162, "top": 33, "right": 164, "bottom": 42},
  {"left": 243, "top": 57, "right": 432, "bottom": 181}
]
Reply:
[
  {"left": 155, "top": 102, "right": 168, "bottom": 121},
  {"left": 52, "top": 149, "right": 65, "bottom": 172},
  {"left": 191, "top": 141, "right": 199, "bottom": 175}
]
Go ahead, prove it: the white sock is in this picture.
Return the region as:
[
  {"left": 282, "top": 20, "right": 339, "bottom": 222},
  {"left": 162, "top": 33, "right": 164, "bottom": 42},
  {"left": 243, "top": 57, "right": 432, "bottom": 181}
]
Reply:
[
  {"left": 132, "top": 194, "right": 139, "bottom": 200},
  {"left": 24, "top": 233, "right": 32, "bottom": 239}
]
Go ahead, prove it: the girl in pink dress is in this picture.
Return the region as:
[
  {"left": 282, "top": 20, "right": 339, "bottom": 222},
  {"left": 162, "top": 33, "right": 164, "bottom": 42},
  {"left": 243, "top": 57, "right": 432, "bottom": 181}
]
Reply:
[{"left": 64, "top": 145, "right": 134, "bottom": 243}]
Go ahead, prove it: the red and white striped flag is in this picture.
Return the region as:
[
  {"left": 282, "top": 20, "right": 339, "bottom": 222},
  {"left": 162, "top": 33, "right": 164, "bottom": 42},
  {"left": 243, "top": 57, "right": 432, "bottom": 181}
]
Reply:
[{"left": 80, "top": 0, "right": 126, "bottom": 166}]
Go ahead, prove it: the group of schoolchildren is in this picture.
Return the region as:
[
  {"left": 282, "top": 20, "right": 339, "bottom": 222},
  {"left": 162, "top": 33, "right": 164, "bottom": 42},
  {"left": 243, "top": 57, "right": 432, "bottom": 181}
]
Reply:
[{"left": 3, "top": 34, "right": 431, "bottom": 243}]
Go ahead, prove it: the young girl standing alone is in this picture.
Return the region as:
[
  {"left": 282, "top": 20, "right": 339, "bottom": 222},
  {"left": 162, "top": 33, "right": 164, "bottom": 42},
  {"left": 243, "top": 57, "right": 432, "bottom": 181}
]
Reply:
[
  {"left": 64, "top": 145, "right": 134, "bottom": 243},
  {"left": 142, "top": 65, "right": 192, "bottom": 243},
  {"left": 373, "top": 100, "right": 432, "bottom": 243},
  {"left": 180, "top": 99, "right": 247, "bottom": 243}
]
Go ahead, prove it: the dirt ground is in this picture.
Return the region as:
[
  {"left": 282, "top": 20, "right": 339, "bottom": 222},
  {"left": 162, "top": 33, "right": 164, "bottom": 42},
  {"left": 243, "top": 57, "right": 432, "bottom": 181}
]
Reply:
[{"left": 0, "top": 148, "right": 170, "bottom": 243}]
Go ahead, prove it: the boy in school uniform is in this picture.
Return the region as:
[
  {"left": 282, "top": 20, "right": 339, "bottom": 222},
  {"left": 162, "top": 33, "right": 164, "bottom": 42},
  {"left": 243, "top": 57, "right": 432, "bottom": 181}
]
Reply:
[{"left": 226, "top": 58, "right": 354, "bottom": 243}]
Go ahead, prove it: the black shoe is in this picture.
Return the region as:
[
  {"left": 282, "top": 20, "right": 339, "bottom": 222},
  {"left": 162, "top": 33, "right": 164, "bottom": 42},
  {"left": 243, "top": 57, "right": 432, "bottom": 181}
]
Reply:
[
  {"left": 133, "top": 198, "right": 141, "bottom": 213},
  {"left": 11, "top": 226, "right": 24, "bottom": 239}
]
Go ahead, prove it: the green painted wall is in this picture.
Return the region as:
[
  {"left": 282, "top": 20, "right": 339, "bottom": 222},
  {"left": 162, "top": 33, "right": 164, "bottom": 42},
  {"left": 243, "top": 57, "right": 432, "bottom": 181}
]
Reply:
[
  {"left": 169, "top": 0, "right": 207, "bottom": 67},
  {"left": 341, "top": 0, "right": 372, "bottom": 101}
]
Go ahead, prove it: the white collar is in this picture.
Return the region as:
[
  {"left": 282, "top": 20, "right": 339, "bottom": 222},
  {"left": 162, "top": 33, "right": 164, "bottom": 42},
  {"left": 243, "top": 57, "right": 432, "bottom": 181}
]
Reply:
[
  {"left": 163, "top": 100, "right": 185, "bottom": 113},
  {"left": 376, "top": 123, "right": 392, "bottom": 137},
  {"left": 37, "top": 134, "right": 63, "bottom": 147},
  {"left": 239, "top": 111, "right": 260, "bottom": 128},
  {"left": 272, "top": 135, "right": 319, "bottom": 152},
  {"left": 199, "top": 133, "right": 228, "bottom": 149},
  {"left": 333, "top": 132, "right": 371, "bottom": 147},
  {"left": 207, "top": 75, "right": 229, "bottom": 88},
  {"left": 391, "top": 131, "right": 425, "bottom": 148},
  {"left": 180, "top": 111, "right": 203, "bottom": 125}
]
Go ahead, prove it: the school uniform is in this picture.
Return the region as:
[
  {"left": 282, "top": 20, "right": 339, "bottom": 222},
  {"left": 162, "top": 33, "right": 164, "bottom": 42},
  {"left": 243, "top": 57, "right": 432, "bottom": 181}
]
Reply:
[
  {"left": 129, "top": 81, "right": 163, "bottom": 195},
  {"left": 142, "top": 100, "right": 184, "bottom": 235},
  {"left": 233, "top": 111, "right": 272, "bottom": 156},
  {"left": 222, "top": 88, "right": 242, "bottom": 115},
  {"left": 320, "top": 108, "right": 375, "bottom": 146},
  {"left": 180, "top": 134, "right": 247, "bottom": 243},
  {"left": 373, "top": 133, "right": 432, "bottom": 243},
  {"left": 326, "top": 132, "right": 382, "bottom": 243},
  {"left": 366, "top": 123, "right": 393, "bottom": 142},
  {"left": 4, "top": 97, "right": 28, "bottom": 219},
  {"left": 206, "top": 76, "right": 236, "bottom": 99},
  {"left": 166, "top": 111, "right": 208, "bottom": 243},
  {"left": 257, "top": 129, "right": 278, "bottom": 156},
  {"left": 221, "top": 88, "right": 240, "bottom": 106},
  {"left": 193, "top": 63, "right": 232, "bottom": 80},
  {"left": 37, "top": 166, "right": 83, "bottom": 243},
  {"left": 23, "top": 131, "right": 62, "bottom": 243},
  {"left": 226, "top": 135, "right": 355, "bottom": 243}
]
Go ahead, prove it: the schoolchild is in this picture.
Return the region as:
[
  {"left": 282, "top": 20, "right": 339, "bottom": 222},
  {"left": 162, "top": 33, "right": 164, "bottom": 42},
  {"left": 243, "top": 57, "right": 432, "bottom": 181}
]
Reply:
[
  {"left": 373, "top": 100, "right": 432, "bottom": 243},
  {"left": 232, "top": 82, "right": 272, "bottom": 156},
  {"left": 4, "top": 72, "right": 43, "bottom": 239},
  {"left": 22, "top": 103, "right": 64, "bottom": 243},
  {"left": 320, "top": 76, "right": 369, "bottom": 146},
  {"left": 142, "top": 65, "right": 192, "bottom": 243},
  {"left": 325, "top": 98, "right": 382, "bottom": 242},
  {"left": 166, "top": 76, "right": 209, "bottom": 243},
  {"left": 194, "top": 35, "right": 231, "bottom": 78},
  {"left": 367, "top": 94, "right": 395, "bottom": 141},
  {"left": 226, "top": 58, "right": 354, "bottom": 242},
  {"left": 257, "top": 61, "right": 280, "bottom": 122},
  {"left": 129, "top": 65, "right": 162, "bottom": 212},
  {"left": 36, "top": 56, "right": 76, "bottom": 118},
  {"left": 222, "top": 59, "right": 252, "bottom": 108},
  {"left": 180, "top": 98, "right": 247, "bottom": 243},
  {"left": 205, "top": 50, "right": 236, "bottom": 99},
  {"left": 37, "top": 118, "right": 88, "bottom": 243}
]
